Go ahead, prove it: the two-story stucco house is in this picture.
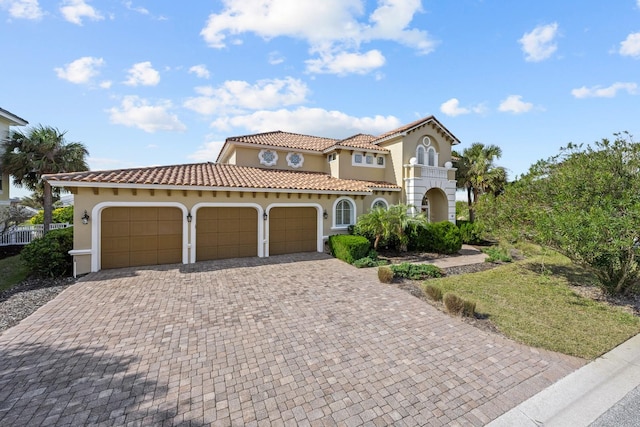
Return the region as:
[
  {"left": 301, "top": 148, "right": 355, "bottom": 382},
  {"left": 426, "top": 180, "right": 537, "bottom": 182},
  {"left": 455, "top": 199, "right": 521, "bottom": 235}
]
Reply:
[
  {"left": 45, "top": 115, "right": 459, "bottom": 274},
  {"left": 0, "top": 108, "right": 29, "bottom": 206}
]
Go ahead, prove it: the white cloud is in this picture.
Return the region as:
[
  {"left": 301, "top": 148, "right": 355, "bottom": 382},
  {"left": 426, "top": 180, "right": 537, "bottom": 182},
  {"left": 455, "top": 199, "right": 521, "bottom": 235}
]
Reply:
[
  {"left": 619, "top": 32, "right": 640, "bottom": 58},
  {"left": 268, "top": 51, "right": 285, "bottom": 65},
  {"left": 124, "top": 61, "right": 160, "bottom": 86},
  {"left": 305, "top": 49, "right": 385, "bottom": 75},
  {"left": 440, "top": 98, "right": 469, "bottom": 117},
  {"left": 519, "top": 22, "right": 559, "bottom": 62},
  {"left": 108, "top": 96, "right": 186, "bottom": 133},
  {"left": 189, "top": 64, "right": 210, "bottom": 79},
  {"left": 99, "top": 80, "right": 112, "bottom": 89},
  {"left": 54, "top": 56, "right": 105, "bottom": 84},
  {"left": 200, "top": 0, "right": 436, "bottom": 75},
  {"left": 60, "top": 0, "right": 103, "bottom": 25},
  {"left": 123, "top": 1, "right": 148, "bottom": 15},
  {"left": 571, "top": 82, "right": 638, "bottom": 98},
  {"left": 498, "top": 95, "right": 534, "bottom": 114},
  {"left": 0, "top": 0, "right": 43, "bottom": 19},
  {"left": 188, "top": 136, "right": 226, "bottom": 162},
  {"left": 184, "top": 77, "right": 309, "bottom": 116},
  {"left": 440, "top": 98, "right": 487, "bottom": 117},
  {"left": 210, "top": 107, "right": 401, "bottom": 138}
]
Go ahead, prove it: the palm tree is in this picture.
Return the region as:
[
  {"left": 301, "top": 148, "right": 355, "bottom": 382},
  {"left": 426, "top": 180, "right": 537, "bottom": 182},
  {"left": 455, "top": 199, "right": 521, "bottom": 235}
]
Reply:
[
  {"left": 355, "top": 207, "right": 390, "bottom": 250},
  {"left": 453, "top": 143, "right": 507, "bottom": 222},
  {"left": 1, "top": 125, "right": 88, "bottom": 233}
]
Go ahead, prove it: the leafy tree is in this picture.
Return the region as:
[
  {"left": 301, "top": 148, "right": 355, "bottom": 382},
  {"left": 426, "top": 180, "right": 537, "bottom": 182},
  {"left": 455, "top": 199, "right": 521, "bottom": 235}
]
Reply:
[
  {"left": 20, "top": 189, "right": 61, "bottom": 210},
  {"left": 355, "top": 207, "right": 390, "bottom": 250},
  {"left": 479, "top": 132, "right": 640, "bottom": 295},
  {"left": 1, "top": 125, "right": 88, "bottom": 233},
  {"left": 453, "top": 143, "right": 507, "bottom": 222},
  {"left": 0, "top": 205, "right": 32, "bottom": 235},
  {"left": 29, "top": 205, "right": 74, "bottom": 225}
]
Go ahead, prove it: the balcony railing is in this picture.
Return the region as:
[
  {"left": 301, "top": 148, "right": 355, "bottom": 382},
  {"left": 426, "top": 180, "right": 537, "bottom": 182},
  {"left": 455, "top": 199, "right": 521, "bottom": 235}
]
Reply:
[
  {"left": 0, "top": 223, "right": 71, "bottom": 246},
  {"left": 421, "top": 166, "right": 449, "bottom": 179}
]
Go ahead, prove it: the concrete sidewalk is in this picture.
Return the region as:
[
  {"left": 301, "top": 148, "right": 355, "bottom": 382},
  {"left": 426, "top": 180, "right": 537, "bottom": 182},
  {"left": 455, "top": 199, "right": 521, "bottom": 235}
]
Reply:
[
  {"left": 488, "top": 333, "right": 640, "bottom": 426},
  {"left": 429, "top": 244, "right": 488, "bottom": 268}
]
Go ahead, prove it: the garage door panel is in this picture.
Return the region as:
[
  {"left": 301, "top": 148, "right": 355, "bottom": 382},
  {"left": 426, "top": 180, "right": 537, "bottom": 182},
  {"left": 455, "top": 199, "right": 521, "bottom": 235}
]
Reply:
[
  {"left": 157, "top": 249, "right": 182, "bottom": 264},
  {"left": 131, "top": 221, "right": 158, "bottom": 236},
  {"left": 269, "top": 207, "right": 317, "bottom": 256},
  {"left": 101, "top": 207, "right": 182, "bottom": 270},
  {"left": 196, "top": 207, "right": 258, "bottom": 261}
]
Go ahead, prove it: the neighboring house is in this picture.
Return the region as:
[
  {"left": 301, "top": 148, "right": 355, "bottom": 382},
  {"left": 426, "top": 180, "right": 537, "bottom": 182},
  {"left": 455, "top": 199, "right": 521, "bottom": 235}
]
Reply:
[
  {"left": 44, "top": 115, "right": 459, "bottom": 274},
  {"left": 0, "top": 108, "right": 29, "bottom": 206}
]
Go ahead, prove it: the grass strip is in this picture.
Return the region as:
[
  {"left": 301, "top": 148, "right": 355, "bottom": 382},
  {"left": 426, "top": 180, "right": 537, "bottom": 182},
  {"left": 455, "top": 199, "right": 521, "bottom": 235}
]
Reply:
[
  {"left": 0, "top": 255, "right": 29, "bottom": 292},
  {"left": 428, "top": 251, "right": 640, "bottom": 359}
]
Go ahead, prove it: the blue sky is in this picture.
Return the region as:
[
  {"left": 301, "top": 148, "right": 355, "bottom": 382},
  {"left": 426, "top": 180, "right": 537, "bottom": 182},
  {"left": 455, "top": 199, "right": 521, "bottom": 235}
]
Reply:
[{"left": 2, "top": 0, "right": 640, "bottom": 198}]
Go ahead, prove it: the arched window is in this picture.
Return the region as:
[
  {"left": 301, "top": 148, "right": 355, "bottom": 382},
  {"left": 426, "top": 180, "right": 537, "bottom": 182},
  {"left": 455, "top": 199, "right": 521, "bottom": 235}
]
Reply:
[
  {"left": 333, "top": 197, "right": 355, "bottom": 228},
  {"left": 416, "top": 146, "right": 426, "bottom": 165},
  {"left": 371, "top": 198, "right": 388, "bottom": 211},
  {"left": 427, "top": 147, "right": 436, "bottom": 166}
]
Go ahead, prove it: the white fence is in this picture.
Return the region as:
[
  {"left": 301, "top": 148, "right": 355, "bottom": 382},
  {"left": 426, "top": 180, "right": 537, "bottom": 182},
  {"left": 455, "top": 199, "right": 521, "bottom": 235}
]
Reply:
[{"left": 0, "top": 223, "right": 71, "bottom": 246}]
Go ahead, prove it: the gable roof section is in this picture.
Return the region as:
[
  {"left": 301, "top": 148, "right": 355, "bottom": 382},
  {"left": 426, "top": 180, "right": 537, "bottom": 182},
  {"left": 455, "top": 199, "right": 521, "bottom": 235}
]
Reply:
[
  {"left": 0, "top": 108, "right": 28, "bottom": 126},
  {"left": 373, "top": 115, "right": 460, "bottom": 145},
  {"left": 44, "top": 163, "right": 400, "bottom": 194},
  {"left": 326, "top": 134, "right": 388, "bottom": 154}
]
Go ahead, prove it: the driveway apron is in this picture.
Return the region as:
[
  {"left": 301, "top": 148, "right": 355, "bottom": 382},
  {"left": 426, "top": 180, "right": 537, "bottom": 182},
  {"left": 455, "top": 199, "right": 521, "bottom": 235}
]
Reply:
[{"left": 0, "top": 253, "right": 584, "bottom": 426}]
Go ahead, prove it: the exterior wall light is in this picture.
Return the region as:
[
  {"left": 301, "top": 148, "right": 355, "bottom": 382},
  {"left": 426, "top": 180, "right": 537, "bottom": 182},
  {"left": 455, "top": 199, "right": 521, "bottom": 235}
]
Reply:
[
  {"left": 263, "top": 212, "right": 268, "bottom": 220},
  {"left": 81, "top": 210, "right": 90, "bottom": 225},
  {"left": 187, "top": 213, "right": 192, "bottom": 223},
  {"left": 323, "top": 209, "right": 328, "bottom": 219}
]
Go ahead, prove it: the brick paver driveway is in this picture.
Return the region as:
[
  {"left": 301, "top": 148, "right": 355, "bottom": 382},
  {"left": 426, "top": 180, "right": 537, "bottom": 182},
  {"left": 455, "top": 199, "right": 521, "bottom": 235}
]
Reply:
[{"left": 0, "top": 253, "right": 584, "bottom": 426}]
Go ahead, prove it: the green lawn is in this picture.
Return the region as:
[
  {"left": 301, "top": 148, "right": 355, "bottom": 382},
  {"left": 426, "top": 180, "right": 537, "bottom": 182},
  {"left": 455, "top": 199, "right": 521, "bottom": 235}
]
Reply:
[
  {"left": 428, "top": 251, "right": 640, "bottom": 359},
  {"left": 0, "top": 255, "right": 29, "bottom": 292}
]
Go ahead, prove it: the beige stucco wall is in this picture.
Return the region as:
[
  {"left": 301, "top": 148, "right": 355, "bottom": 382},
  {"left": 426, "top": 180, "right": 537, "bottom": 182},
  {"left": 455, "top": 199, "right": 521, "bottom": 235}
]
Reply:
[
  {"left": 334, "top": 151, "right": 387, "bottom": 182},
  {"left": 229, "top": 146, "right": 328, "bottom": 173},
  {"left": 69, "top": 186, "right": 398, "bottom": 275}
]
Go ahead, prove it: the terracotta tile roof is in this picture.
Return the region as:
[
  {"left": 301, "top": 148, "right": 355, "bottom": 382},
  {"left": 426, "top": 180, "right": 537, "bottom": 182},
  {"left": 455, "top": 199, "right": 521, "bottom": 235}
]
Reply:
[
  {"left": 227, "top": 131, "right": 338, "bottom": 151},
  {"left": 373, "top": 115, "right": 460, "bottom": 144},
  {"left": 330, "top": 134, "right": 388, "bottom": 153},
  {"left": 44, "top": 163, "right": 400, "bottom": 193}
]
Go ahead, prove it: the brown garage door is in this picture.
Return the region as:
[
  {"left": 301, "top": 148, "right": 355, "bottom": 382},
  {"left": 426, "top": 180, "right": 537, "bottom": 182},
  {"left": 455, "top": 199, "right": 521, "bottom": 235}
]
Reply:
[
  {"left": 101, "top": 207, "right": 182, "bottom": 270},
  {"left": 196, "top": 207, "right": 258, "bottom": 261},
  {"left": 269, "top": 207, "right": 317, "bottom": 255}
]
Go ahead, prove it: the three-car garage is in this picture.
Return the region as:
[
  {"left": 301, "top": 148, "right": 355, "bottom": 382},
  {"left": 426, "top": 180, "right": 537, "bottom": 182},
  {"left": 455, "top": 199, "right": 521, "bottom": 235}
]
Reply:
[{"left": 98, "top": 204, "right": 321, "bottom": 270}]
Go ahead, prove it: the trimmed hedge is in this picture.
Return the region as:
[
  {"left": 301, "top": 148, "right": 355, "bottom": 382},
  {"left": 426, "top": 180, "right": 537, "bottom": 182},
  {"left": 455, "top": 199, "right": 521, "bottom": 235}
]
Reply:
[
  {"left": 21, "top": 227, "right": 74, "bottom": 277},
  {"left": 328, "top": 234, "right": 371, "bottom": 264},
  {"left": 407, "top": 221, "right": 463, "bottom": 254}
]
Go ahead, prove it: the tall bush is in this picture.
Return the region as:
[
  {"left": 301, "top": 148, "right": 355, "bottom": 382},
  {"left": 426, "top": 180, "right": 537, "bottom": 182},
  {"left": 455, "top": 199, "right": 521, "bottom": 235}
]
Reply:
[
  {"left": 21, "top": 227, "right": 74, "bottom": 277},
  {"left": 328, "top": 235, "right": 371, "bottom": 264},
  {"left": 478, "top": 133, "right": 640, "bottom": 295},
  {"left": 30, "top": 205, "right": 74, "bottom": 225}
]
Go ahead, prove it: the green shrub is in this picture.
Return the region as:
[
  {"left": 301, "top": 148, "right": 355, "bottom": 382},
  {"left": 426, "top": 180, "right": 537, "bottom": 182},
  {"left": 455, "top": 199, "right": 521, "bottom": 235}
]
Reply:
[
  {"left": 30, "top": 206, "right": 74, "bottom": 225},
  {"left": 483, "top": 246, "right": 512, "bottom": 263},
  {"left": 430, "top": 221, "right": 463, "bottom": 254},
  {"left": 443, "top": 292, "right": 465, "bottom": 315},
  {"left": 378, "top": 266, "right": 394, "bottom": 283},
  {"left": 353, "top": 257, "right": 387, "bottom": 268},
  {"left": 328, "top": 234, "right": 371, "bottom": 264},
  {"left": 424, "top": 284, "right": 443, "bottom": 301},
  {"left": 462, "top": 299, "right": 477, "bottom": 317},
  {"left": 21, "top": 227, "right": 74, "bottom": 277},
  {"left": 390, "top": 263, "right": 442, "bottom": 280},
  {"left": 457, "top": 221, "right": 483, "bottom": 244},
  {"left": 406, "top": 222, "right": 432, "bottom": 251}
]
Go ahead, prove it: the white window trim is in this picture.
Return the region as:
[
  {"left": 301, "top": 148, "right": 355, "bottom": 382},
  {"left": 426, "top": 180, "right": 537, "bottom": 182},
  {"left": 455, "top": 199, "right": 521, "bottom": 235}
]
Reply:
[
  {"left": 416, "top": 145, "right": 426, "bottom": 165},
  {"left": 258, "top": 149, "right": 278, "bottom": 167},
  {"left": 286, "top": 152, "right": 304, "bottom": 169},
  {"left": 370, "top": 198, "right": 389, "bottom": 211},
  {"left": 427, "top": 146, "right": 438, "bottom": 167},
  {"left": 332, "top": 196, "right": 356, "bottom": 229},
  {"left": 351, "top": 152, "right": 385, "bottom": 168}
]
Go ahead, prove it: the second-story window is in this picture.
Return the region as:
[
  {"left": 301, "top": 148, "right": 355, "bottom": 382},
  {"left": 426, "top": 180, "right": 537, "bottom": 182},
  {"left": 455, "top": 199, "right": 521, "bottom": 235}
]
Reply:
[
  {"left": 417, "top": 146, "right": 426, "bottom": 165},
  {"left": 427, "top": 147, "right": 436, "bottom": 166}
]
